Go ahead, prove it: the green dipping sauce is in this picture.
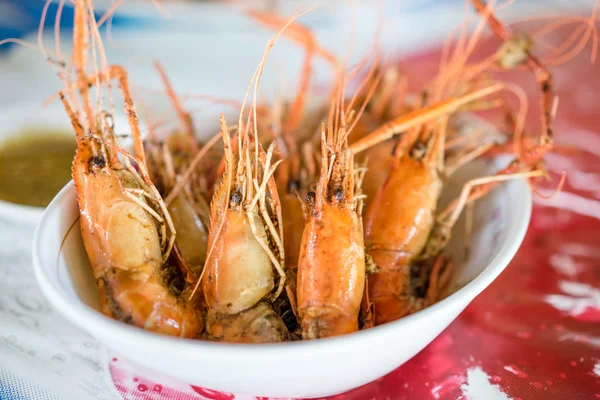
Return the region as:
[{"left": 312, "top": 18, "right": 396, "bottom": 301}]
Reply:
[{"left": 0, "top": 132, "right": 75, "bottom": 207}]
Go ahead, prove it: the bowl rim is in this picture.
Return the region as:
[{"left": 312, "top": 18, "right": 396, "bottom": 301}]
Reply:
[{"left": 32, "top": 176, "right": 531, "bottom": 358}]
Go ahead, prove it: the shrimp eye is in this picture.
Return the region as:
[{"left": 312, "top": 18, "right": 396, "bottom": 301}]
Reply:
[
  {"left": 410, "top": 142, "right": 427, "bottom": 159},
  {"left": 230, "top": 189, "right": 243, "bottom": 207},
  {"left": 88, "top": 155, "right": 106, "bottom": 170},
  {"left": 333, "top": 188, "right": 344, "bottom": 202},
  {"left": 305, "top": 191, "right": 316, "bottom": 206},
  {"left": 288, "top": 179, "right": 300, "bottom": 193}
]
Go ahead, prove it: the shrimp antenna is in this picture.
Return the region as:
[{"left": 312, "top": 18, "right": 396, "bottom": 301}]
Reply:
[
  {"left": 238, "top": 5, "right": 317, "bottom": 140},
  {"left": 154, "top": 60, "right": 197, "bottom": 152}
]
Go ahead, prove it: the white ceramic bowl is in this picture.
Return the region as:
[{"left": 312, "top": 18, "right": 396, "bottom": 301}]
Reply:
[{"left": 32, "top": 155, "right": 531, "bottom": 399}]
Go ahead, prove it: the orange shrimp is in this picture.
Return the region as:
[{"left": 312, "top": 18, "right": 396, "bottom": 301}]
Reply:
[
  {"left": 349, "top": 55, "right": 507, "bottom": 327},
  {"left": 353, "top": 0, "right": 562, "bottom": 325},
  {"left": 362, "top": 121, "right": 498, "bottom": 325},
  {"left": 248, "top": 14, "right": 339, "bottom": 329},
  {"left": 198, "top": 118, "right": 288, "bottom": 343},
  {"left": 362, "top": 117, "right": 453, "bottom": 325},
  {"left": 296, "top": 67, "right": 368, "bottom": 339},
  {"left": 194, "top": 8, "right": 314, "bottom": 343},
  {"left": 61, "top": 1, "right": 203, "bottom": 337}
]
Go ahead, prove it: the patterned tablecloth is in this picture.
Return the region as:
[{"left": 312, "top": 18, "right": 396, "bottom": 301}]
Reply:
[{"left": 1, "top": 15, "right": 599, "bottom": 400}]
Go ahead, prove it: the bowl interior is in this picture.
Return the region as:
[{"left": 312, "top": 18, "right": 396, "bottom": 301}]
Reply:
[{"left": 41, "top": 153, "right": 525, "bottom": 314}]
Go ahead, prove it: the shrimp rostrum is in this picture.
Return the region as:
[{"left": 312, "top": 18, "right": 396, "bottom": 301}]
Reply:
[{"left": 59, "top": 1, "right": 203, "bottom": 337}]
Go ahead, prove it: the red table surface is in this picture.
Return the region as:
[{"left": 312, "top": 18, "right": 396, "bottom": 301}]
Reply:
[{"left": 109, "top": 19, "right": 600, "bottom": 400}]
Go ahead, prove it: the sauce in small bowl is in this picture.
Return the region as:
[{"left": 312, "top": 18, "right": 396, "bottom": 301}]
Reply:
[
  {"left": 0, "top": 103, "right": 77, "bottom": 225},
  {"left": 0, "top": 102, "right": 142, "bottom": 226},
  {"left": 0, "top": 132, "right": 75, "bottom": 208}
]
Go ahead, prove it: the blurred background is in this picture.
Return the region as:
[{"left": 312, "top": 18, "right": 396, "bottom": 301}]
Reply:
[
  {"left": 0, "top": 0, "right": 594, "bottom": 115},
  {"left": 1, "top": 0, "right": 595, "bottom": 211}
]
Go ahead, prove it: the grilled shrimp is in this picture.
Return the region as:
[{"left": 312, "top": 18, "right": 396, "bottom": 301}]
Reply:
[
  {"left": 60, "top": 1, "right": 203, "bottom": 337},
  {"left": 198, "top": 114, "right": 289, "bottom": 343},
  {"left": 194, "top": 9, "right": 314, "bottom": 343},
  {"left": 349, "top": 0, "right": 562, "bottom": 325},
  {"left": 296, "top": 69, "right": 369, "bottom": 340},
  {"left": 352, "top": 87, "right": 506, "bottom": 326}
]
